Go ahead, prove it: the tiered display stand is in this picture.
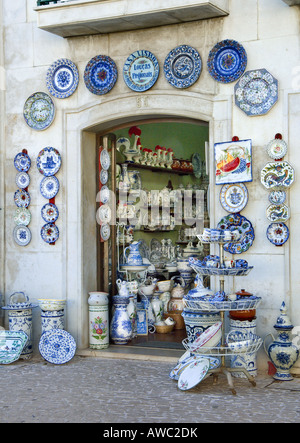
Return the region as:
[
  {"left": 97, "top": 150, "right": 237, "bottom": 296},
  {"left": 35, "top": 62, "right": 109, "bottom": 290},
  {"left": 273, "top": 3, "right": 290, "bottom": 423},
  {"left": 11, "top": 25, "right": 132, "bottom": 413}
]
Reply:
[{"left": 183, "top": 237, "right": 262, "bottom": 395}]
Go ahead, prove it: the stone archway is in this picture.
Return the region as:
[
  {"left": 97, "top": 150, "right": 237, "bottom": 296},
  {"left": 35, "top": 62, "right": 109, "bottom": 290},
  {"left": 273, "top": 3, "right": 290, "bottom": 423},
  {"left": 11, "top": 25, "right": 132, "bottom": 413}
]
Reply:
[{"left": 63, "top": 91, "right": 231, "bottom": 349}]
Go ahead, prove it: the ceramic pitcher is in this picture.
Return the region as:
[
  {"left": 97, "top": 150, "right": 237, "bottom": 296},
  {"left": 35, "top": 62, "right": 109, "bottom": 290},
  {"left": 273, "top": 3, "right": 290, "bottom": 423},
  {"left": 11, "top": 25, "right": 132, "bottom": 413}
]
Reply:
[{"left": 124, "top": 241, "right": 143, "bottom": 266}]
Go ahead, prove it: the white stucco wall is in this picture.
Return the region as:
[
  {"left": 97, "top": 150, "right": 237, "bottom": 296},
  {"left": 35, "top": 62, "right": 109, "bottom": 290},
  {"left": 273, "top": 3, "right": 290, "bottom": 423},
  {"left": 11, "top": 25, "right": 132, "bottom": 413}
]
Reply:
[{"left": 1, "top": 0, "right": 300, "bottom": 371}]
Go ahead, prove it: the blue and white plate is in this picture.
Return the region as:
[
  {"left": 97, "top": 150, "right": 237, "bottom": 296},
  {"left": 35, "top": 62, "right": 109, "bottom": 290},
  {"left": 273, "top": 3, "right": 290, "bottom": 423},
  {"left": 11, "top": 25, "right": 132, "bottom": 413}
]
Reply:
[
  {"left": 14, "top": 152, "right": 31, "bottom": 172},
  {"left": 15, "top": 172, "right": 30, "bottom": 189},
  {"left": 164, "top": 45, "right": 202, "bottom": 89},
  {"left": 41, "top": 202, "right": 59, "bottom": 223},
  {"left": 13, "top": 225, "right": 32, "bottom": 246},
  {"left": 84, "top": 55, "right": 118, "bottom": 95},
  {"left": 41, "top": 222, "right": 59, "bottom": 244},
  {"left": 14, "top": 189, "right": 30, "bottom": 208},
  {"left": 46, "top": 58, "right": 79, "bottom": 99},
  {"left": 39, "top": 329, "right": 76, "bottom": 364},
  {"left": 23, "top": 92, "right": 55, "bottom": 131},
  {"left": 207, "top": 39, "right": 247, "bottom": 83},
  {"left": 217, "top": 213, "right": 255, "bottom": 254},
  {"left": 37, "top": 147, "right": 62, "bottom": 176},
  {"left": 266, "top": 222, "right": 289, "bottom": 246},
  {"left": 220, "top": 183, "right": 248, "bottom": 213},
  {"left": 123, "top": 50, "right": 159, "bottom": 92},
  {"left": 40, "top": 176, "right": 60, "bottom": 199}
]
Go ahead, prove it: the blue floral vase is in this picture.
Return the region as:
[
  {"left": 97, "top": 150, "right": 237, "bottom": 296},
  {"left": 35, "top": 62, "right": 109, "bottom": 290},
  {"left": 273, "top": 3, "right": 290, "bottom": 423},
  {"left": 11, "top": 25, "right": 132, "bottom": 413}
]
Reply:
[
  {"left": 264, "top": 301, "right": 299, "bottom": 381},
  {"left": 110, "top": 296, "right": 132, "bottom": 345}
]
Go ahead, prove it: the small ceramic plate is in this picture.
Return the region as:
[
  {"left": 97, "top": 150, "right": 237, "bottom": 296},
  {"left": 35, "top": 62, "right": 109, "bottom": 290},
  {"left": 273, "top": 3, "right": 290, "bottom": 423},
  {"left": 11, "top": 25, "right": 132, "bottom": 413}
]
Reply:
[
  {"left": 207, "top": 39, "right": 247, "bottom": 83},
  {"left": 100, "top": 185, "right": 110, "bottom": 204},
  {"left": 100, "top": 169, "right": 108, "bottom": 185},
  {"left": 14, "top": 152, "right": 31, "bottom": 172},
  {"left": 41, "top": 222, "right": 59, "bottom": 244},
  {"left": 98, "top": 204, "right": 111, "bottom": 224},
  {"left": 170, "top": 355, "right": 220, "bottom": 380},
  {"left": 46, "top": 58, "right": 79, "bottom": 99},
  {"left": 41, "top": 202, "right": 59, "bottom": 223},
  {"left": 220, "top": 183, "right": 248, "bottom": 213},
  {"left": 14, "top": 208, "right": 31, "bottom": 226},
  {"left": 190, "top": 321, "right": 222, "bottom": 351},
  {"left": 123, "top": 50, "right": 159, "bottom": 92},
  {"left": 266, "top": 204, "right": 290, "bottom": 223},
  {"left": 261, "top": 161, "right": 295, "bottom": 190},
  {"left": 266, "top": 222, "right": 289, "bottom": 246},
  {"left": 39, "top": 329, "right": 76, "bottom": 365},
  {"left": 164, "top": 45, "right": 202, "bottom": 89},
  {"left": 13, "top": 225, "right": 32, "bottom": 246},
  {"left": 14, "top": 189, "right": 31, "bottom": 208},
  {"left": 217, "top": 213, "right": 255, "bottom": 254},
  {"left": 15, "top": 172, "right": 30, "bottom": 189},
  {"left": 268, "top": 190, "right": 286, "bottom": 205},
  {"left": 0, "top": 331, "right": 28, "bottom": 365},
  {"left": 40, "top": 176, "right": 60, "bottom": 199},
  {"left": 178, "top": 358, "right": 210, "bottom": 391},
  {"left": 100, "top": 223, "right": 111, "bottom": 241},
  {"left": 37, "top": 147, "right": 62, "bottom": 176},
  {"left": 23, "top": 92, "right": 55, "bottom": 131},
  {"left": 100, "top": 149, "right": 110, "bottom": 170},
  {"left": 84, "top": 55, "right": 118, "bottom": 95},
  {"left": 266, "top": 139, "right": 287, "bottom": 160}
]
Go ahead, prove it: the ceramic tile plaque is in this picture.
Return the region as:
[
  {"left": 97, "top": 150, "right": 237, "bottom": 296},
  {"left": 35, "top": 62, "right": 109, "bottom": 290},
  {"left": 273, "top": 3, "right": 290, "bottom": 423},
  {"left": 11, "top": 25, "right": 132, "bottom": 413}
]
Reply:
[{"left": 215, "top": 139, "right": 252, "bottom": 185}]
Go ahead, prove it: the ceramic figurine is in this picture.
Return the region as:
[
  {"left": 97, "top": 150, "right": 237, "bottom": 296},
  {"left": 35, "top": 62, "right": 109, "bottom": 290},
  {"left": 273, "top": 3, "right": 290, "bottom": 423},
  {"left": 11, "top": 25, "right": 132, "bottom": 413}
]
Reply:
[
  {"left": 110, "top": 296, "right": 132, "bottom": 344},
  {"left": 264, "top": 302, "right": 299, "bottom": 381}
]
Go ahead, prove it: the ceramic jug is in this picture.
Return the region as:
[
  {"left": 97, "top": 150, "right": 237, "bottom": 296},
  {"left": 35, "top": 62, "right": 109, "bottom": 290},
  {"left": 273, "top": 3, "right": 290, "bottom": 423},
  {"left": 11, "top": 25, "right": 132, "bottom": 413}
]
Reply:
[
  {"left": 116, "top": 280, "right": 130, "bottom": 297},
  {"left": 110, "top": 295, "right": 132, "bottom": 345},
  {"left": 124, "top": 241, "right": 143, "bottom": 266},
  {"left": 264, "top": 301, "right": 299, "bottom": 381}
]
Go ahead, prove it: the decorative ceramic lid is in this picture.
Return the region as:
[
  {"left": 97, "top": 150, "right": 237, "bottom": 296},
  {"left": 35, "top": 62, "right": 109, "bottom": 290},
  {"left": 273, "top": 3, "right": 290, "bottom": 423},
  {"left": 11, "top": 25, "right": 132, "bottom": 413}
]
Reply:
[{"left": 274, "top": 301, "right": 293, "bottom": 330}]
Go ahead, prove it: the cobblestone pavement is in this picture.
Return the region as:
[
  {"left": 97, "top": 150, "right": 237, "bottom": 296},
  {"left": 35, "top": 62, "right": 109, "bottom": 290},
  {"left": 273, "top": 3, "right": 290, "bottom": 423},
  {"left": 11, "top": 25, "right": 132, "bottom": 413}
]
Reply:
[{"left": 1, "top": 355, "right": 300, "bottom": 424}]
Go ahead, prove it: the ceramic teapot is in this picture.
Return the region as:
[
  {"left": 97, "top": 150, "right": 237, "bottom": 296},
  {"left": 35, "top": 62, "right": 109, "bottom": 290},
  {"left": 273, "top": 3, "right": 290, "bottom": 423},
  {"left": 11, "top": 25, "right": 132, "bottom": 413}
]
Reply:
[
  {"left": 170, "top": 276, "right": 185, "bottom": 298},
  {"left": 123, "top": 241, "right": 143, "bottom": 266}
]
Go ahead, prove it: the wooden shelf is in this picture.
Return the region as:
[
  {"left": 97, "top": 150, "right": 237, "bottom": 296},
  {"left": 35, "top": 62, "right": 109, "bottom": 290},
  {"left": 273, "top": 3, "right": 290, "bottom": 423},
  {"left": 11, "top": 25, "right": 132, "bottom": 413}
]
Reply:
[{"left": 124, "top": 162, "right": 193, "bottom": 176}]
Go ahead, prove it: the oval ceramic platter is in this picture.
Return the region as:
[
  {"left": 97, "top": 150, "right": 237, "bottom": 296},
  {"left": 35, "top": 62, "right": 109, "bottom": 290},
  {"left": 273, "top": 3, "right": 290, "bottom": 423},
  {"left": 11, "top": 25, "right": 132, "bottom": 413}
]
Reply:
[
  {"left": 39, "top": 329, "right": 76, "bottom": 365},
  {"left": 207, "top": 39, "right": 247, "bottom": 83},
  {"left": 266, "top": 204, "right": 290, "bottom": 223},
  {"left": 0, "top": 331, "right": 28, "bottom": 365},
  {"left": 178, "top": 358, "right": 210, "bottom": 391},
  {"left": 13, "top": 225, "right": 32, "bottom": 246},
  {"left": 217, "top": 213, "right": 255, "bottom": 254},
  {"left": 46, "top": 58, "right": 79, "bottom": 99},
  {"left": 219, "top": 183, "right": 248, "bottom": 213},
  {"left": 266, "top": 222, "right": 289, "bottom": 246},
  {"left": 40, "top": 176, "right": 60, "bottom": 199},
  {"left": 261, "top": 161, "right": 295, "bottom": 190},
  {"left": 84, "top": 55, "right": 118, "bottom": 95},
  {"left": 266, "top": 138, "right": 288, "bottom": 160},
  {"left": 14, "top": 152, "right": 31, "bottom": 172},
  {"left": 37, "top": 147, "right": 62, "bottom": 176},
  {"left": 164, "top": 45, "right": 202, "bottom": 89},
  {"left": 123, "top": 50, "right": 159, "bottom": 92},
  {"left": 234, "top": 69, "right": 278, "bottom": 116},
  {"left": 41, "top": 222, "right": 59, "bottom": 244},
  {"left": 23, "top": 92, "right": 55, "bottom": 131}
]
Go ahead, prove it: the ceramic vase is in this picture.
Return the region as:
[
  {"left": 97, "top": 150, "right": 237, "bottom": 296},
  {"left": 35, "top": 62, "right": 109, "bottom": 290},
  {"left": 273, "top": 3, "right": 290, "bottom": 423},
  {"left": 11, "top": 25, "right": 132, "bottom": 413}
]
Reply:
[
  {"left": 127, "top": 296, "right": 137, "bottom": 338},
  {"left": 151, "top": 295, "right": 164, "bottom": 323},
  {"left": 41, "top": 309, "right": 65, "bottom": 334},
  {"left": 141, "top": 295, "right": 156, "bottom": 326},
  {"left": 264, "top": 301, "right": 299, "bottom": 381},
  {"left": 8, "top": 308, "right": 33, "bottom": 359},
  {"left": 88, "top": 292, "right": 109, "bottom": 349},
  {"left": 229, "top": 317, "right": 258, "bottom": 378},
  {"left": 110, "top": 296, "right": 132, "bottom": 345}
]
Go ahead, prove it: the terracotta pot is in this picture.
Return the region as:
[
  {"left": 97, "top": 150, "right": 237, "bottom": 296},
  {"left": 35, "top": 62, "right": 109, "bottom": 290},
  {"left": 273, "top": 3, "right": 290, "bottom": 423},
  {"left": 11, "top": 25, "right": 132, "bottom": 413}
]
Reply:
[{"left": 229, "top": 310, "right": 256, "bottom": 321}]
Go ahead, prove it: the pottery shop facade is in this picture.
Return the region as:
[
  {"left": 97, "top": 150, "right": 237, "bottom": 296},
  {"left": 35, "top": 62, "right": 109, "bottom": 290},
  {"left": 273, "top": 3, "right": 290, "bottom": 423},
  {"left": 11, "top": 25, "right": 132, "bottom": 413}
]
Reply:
[{"left": 1, "top": 0, "right": 300, "bottom": 372}]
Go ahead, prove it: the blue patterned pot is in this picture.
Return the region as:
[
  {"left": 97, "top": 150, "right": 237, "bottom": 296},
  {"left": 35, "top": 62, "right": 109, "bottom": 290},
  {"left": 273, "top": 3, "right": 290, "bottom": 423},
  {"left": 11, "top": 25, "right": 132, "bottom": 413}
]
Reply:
[
  {"left": 182, "top": 310, "right": 221, "bottom": 342},
  {"left": 110, "top": 296, "right": 132, "bottom": 345}
]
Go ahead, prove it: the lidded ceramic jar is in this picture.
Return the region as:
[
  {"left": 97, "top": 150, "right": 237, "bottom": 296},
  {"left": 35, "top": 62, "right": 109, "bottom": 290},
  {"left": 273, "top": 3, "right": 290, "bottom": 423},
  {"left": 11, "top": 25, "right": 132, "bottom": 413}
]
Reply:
[{"left": 229, "top": 289, "right": 256, "bottom": 321}]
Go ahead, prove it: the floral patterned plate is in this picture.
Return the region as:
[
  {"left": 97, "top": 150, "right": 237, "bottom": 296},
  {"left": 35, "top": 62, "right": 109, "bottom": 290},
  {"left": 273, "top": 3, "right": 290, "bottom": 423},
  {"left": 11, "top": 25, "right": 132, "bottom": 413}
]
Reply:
[
  {"left": 41, "top": 222, "right": 59, "bottom": 244},
  {"left": 40, "top": 176, "right": 60, "bottom": 199},
  {"left": 46, "top": 58, "right": 79, "bottom": 99},
  {"left": 178, "top": 358, "right": 210, "bottom": 391},
  {"left": 266, "top": 222, "right": 289, "bottom": 246},
  {"left": 0, "top": 331, "right": 28, "bottom": 365},
  {"left": 266, "top": 138, "right": 288, "bottom": 160},
  {"left": 23, "top": 92, "right": 55, "bottom": 131},
  {"left": 84, "top": 55, "right": 118, "bottom": 95},
  {"left": 13, "top": 225, "right": 32, "bottom": 246},
  {"left": 217, "top": 213, "right": 255, "bottom": 254},
  {"left": 164, "top": 45, "right": 202, "bottom": 89},
  {"left": 207, "top": 39, "right": 247, "bottom": 83},
  {"left": 14, "top": 189, "right": 30, "bottom": 208},
  {"left": 41, "top": 202, "right": 59, "bottom": 223},
  {"left": 39, "top": 329, "right": 76, "bottom": 365},
  {"left": 15, "top": 172, "right": 30, "bottom": 189},
  {"left": 14, "top": 152, "right": 31, "bottom": 172},
  {"left": 14, "top": 208, "right": 31, "bottom": 226}
]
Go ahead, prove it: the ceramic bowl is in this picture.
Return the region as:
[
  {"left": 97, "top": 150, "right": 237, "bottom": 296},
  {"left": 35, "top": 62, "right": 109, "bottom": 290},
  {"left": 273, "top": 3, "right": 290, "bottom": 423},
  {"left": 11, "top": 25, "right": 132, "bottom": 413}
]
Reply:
[
  {"left": 38, "top": 299, "right": 66, "bottom": 311},
  {"left": 189, "top": 321, "right": 222, "bottom": 352},
  {"left": 157, "top": 280, "right": 172, "bottom": 292},
  {"left": 226, "top": 331, "right": 261, "bottom": 352}
]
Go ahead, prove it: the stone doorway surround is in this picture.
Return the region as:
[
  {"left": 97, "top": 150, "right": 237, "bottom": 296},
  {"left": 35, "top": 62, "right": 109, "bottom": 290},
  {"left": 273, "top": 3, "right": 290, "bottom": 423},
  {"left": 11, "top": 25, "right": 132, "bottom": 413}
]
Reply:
[{"left": 63, "top": 91, "right": 231, "bottom": 349}]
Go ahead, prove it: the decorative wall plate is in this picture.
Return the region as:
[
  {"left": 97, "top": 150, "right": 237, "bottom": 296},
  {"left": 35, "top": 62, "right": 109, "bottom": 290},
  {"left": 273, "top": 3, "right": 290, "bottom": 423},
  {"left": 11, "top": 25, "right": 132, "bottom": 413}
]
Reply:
[
  {"left": 261, "top": 161, "right": 294, "bottom": 190},
  {"left": 207, "top": 39, "right": 247, "bottom": 83},
  {"left": 100, "top": 185, "right": 110, "bottom": 204},
  {"left": 100, "top": 223, "right": 111, "bottom": 241},
  {"left": 84, "top": 55, "right": 118, "bottom": 95},
  {"left": 23, "top": 92, "right": 55, "bottom": 131},
  {"left": 14, "top": 208, "right": 31, "bottom": 226},
  {"left": 14, "top": 152, "right": 31, "bottom": 172},
  {"left": 100, "top": 149, "right": 110, "bottom": 170},
  {"left": 220, "top": 183, "right": 248, "bottom": 213},
  {"left": 40, "top": 176, "right": 60, "bottom": 199},
  {"left": 266, "top": 204, "right": 290, "bottom": 223},
  {"left": 41, "top": 222, "right": 59, "bottom": 244},
  {"left": 13, "top": 225, "right": 32, "bottom": 246},
  {"left": 234, "top": 69, "right": 278, "bottom": 116},
  {"left": 98, "top": 204, "right": 111, "bottom": 224},
  {"left": 266, "top": 222, "right": 289, "bottom": 246},
  {"left": 268, "top": 190, "right": 286, "bottom": 205},
  {"left": 37, "top": 147, "right": 62, "bottom": 176},
  {"left": 15, "top": 172, "right": 30, "bottom": 189},
  {"left": 123, "top": 50, "right": 159, "bottom": 92},
  {"left": 14, "top": 189, "right": 30, "bottom": 208},
  {"left": 46, "top": 58, "right": 79, "bottom": 99},
  {"left": 178, "top": 358, "right": 210, "bottom": 391},
  {"left": 100, "top": 169, "right": 108, "bottom": 185},
  {"left": 217, "top": 213, "right": 255, "bottom": 254},
  {"left": 266, "top": 138, "right": 288, "bottom": 160},
  {"left": 41, "top": 203, "right": 59, "bottom": 223},
  {"left": 164, "top": 45, "right": 202, "bottom": 89},
  {"left": 39, "top": 329, "right": 76, "bottom": 364},
  {"left": 0, "top": 331, "right": 28, "bottom": 364}
]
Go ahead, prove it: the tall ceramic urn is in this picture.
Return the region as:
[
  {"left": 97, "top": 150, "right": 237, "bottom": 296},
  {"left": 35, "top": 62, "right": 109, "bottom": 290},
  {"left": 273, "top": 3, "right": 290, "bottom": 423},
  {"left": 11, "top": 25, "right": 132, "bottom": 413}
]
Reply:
[{"left": 88, "top": 292, "right": 109, "bottom": 349}]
